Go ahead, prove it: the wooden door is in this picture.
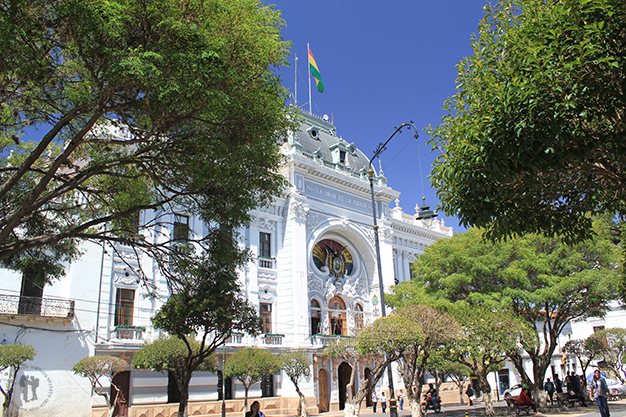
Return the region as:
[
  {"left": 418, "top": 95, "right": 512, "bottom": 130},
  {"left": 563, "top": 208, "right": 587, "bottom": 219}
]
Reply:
[
  {"left": 112, "top": 371, "right": 130, "bottom": 417},
  {"left": 318, "top": 369, "right": 329, "bottom": 412}
]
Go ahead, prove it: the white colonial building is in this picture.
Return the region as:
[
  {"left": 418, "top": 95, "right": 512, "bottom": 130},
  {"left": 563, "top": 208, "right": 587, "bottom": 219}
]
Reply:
[{"left": 0, "top": 111, "right": 453, "bottom": 417}]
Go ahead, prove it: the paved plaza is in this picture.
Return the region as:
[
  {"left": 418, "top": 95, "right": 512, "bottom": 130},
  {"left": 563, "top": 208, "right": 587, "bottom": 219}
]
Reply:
[{"left": 313, "top": 399, "right": 626, "bottom": 417}]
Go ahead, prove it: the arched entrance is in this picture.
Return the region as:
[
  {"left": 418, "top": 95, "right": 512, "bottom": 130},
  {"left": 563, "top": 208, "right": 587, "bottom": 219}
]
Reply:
[
  {"left": 338, "top": 362, "right": 353, "bottom": 410},
  {"left": 318, "top": 368, "right": 329, "bottom": 412}
]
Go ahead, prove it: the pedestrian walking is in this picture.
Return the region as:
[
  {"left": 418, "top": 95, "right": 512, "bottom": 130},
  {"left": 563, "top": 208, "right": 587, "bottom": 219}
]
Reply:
[
  {"left": 544, "top": 378, "right": 555, "bottom": 405},
  {"left": 590, "top": 369, "right": 610, "bottom": 417},
  {"left": 397, "top": 389, "right": 406, "bottom": 410},
  {"left": 371, "top": 391, "right": 378, "bottom": 413},
  {"left": 379, "top": 392, "right": 388, "bottom": 413}
]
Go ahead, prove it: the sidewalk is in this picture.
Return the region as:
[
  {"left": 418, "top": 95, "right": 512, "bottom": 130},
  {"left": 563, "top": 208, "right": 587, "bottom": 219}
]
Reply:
[{"left": 313, "top": 399, "right": 626, "bottom": 417}]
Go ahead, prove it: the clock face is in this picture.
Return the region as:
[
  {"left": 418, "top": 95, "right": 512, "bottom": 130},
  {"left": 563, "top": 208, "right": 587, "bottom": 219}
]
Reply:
[{"left": 313, "top": 239, "right": 354, "bottom": 278}]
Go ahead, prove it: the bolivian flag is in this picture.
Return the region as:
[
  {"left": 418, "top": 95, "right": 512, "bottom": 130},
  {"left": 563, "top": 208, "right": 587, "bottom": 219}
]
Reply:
[{"left": 309, "top": 47, "right": 324, "bottom": 93}]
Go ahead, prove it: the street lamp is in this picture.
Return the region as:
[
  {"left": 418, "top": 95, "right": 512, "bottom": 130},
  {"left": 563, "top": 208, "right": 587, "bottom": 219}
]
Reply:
[
  {"left": 416, "top": 196, "right": 438, "bottom": 228},
  {"left": 368, "top": 122, "right": 435, "bottom": 417}
]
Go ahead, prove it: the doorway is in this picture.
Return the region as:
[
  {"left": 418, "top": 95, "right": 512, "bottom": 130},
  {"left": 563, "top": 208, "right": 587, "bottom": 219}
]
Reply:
[
  {"left": 318, "top": 368, "right": 329, "bottom": 412},
  {"left": 111, "top": 371, "right": 130, "bottom": 417},
  {"left": 338, "top": 362, "right": 353, "bottom": 410}
]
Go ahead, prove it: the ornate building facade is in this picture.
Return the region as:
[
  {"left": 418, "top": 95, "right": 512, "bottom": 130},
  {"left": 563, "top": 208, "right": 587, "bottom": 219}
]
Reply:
[{"left": 0, "top": 111, "right": 453, "bottom": 416}]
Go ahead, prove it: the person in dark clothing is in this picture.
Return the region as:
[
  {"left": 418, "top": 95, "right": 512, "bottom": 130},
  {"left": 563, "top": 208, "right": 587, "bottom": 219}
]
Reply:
[
  {"left": 426, "top": 383, "right": 438, "bottom": 410},
  {"left": 570, "top": 374, "right": 587, "bottom": 406},
  {"left": 554, "top": 376, "right": 563, "bottom": 394},
  {"left": 544, "top": 378, "right": 555, "bottom": 405},
  {"left": 245, "top": 401, "right": 265, "bottom": 417},
  {"left": 466, "top": 384, "right": 474, "bottom": 406}
]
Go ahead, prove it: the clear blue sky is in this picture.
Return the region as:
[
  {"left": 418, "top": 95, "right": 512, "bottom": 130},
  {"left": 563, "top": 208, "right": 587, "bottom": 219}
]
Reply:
[{"left": 269, "top": 1, "right": 490, "bottom": 232}]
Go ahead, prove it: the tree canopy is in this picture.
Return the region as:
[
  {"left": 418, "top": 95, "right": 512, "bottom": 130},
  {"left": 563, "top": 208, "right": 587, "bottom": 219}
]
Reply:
[
  {"left": 224, "top": 347, "right": 281, "bottom": 411},
  {"left": 396, "top": 222, "right": 619, "bottom": 392},
  {"left": 0, "top": 0, "right": 292, "bottom": 282},
  {"left": 73, "top": 355, "right": 128, "bottom": 417},
  {"left": 428, "top": 0, "right": 626, "bottom": 245},
  {"left": 0, "top": 343, "right": 36, "bottom": 417}
]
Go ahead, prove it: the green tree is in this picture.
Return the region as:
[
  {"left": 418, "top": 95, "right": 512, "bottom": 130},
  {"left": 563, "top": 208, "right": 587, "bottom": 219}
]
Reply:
[
  {"left": 280, "top": 350, "right": 312, "bottom": 417},
  {"left": 588, "top": 328, "right": 626, "bottom": 384},
  {"left": 324, "top": 313, "right": 420, "bottom": 417},
  {"left": 73, "top": 355, "right": 128, "bottom": 417},
  {"left": 563, "top": 338, "right": 605, "bottom": 381},
  {"left": 0, "top": 0, "right": 292, "bottom": 283},
  {"left": 0, "top": 343, "right": 36, "bottom": 417},
  {"left": 224, "top": 347, "right": 281, "bottom": 411},
  {"left": 381, "top": 305, "right": 460, "bottom": 417},
  {"left": 447, "top": 304, "right": 535, "bottom": 414},
  {"left": 428, "top": 0, "right": 626, "bottom": 246},
  {"left": 132, "top": 337, "right": 217, "bottom": 417},
  {"left": 137, "top": 229, "right": 260, "bottom": 417},
  {"left": 401, "top": 224, "right": 619, "bottom": 395}
]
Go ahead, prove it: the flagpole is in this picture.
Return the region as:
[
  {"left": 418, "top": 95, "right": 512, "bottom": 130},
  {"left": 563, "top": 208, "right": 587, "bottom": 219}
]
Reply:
[
  {"left": 307, "top": 42, "right": 312, "bottom": 114},
  {"left": 294, "top": 54, "right": 298, "bottom": 105}
]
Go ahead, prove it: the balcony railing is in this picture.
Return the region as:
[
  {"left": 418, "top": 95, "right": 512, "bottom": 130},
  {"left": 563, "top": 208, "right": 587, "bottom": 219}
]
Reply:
[
  {"left": 113, "top": 326, "right": 145, "bottom": 342},
  {"left": 0, "top": 294, "right": 75, "bottom": 320},
  {"left": 262, "top": 334, "right": 284, "bottom": 345},
  {"left": 258, "top": 257, "right": 275, "bottom": 269},
  {"left": 225, "top": 332, "right": 243, "bottom": 344},
  {"left": 311, "top": 334, "right": 354, "bottom": 347}
]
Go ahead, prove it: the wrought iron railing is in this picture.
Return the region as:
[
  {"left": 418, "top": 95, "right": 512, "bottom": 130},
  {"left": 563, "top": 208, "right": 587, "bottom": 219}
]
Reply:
[{"left": 0, "top": 294, "right": 75, "bottom": 319}]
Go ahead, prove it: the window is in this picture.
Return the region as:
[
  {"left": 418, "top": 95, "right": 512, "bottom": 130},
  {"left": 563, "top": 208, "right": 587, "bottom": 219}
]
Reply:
[
  {"left": 173, "top": 214, "right": 189, "bottom": 242},
  {"left": 114, "top": 289, "right": 135, "bottom": 326},
  {"left": 18, "top": 269, "right": 44, "bottom": 315},
  {"left": 311, "top": 299, "right": 321, "bottom": 335},
  {"left": 328, "top": 296, "right": 346, "bottom": 336},
  {"left": 339, "top": 150, "right": 346, "bottom": 164},
  {"left": 260, "top": 303, "right": 272, "bottom": 334},
  {"left": 354, "top": 304, "right": 364, "bottom": 332},
  {"left": 261, "top": 374, "right": 274, "bottom": 397},
  {"left": 259, "top": 232, "right": 271, "bottom": 258}
]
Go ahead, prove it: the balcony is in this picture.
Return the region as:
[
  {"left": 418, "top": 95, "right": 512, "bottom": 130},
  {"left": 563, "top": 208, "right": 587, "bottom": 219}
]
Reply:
[
  {"left": 262, "top": 334, "right": 284, "bottom": 345},
  {"left": 114, "top": 325, "right": 145, "bottom": 340},
  {"left": 0, "top": 294, "right": 75, "bottom": 322},
  {"left": 258, "top": 257, "right": 275, "bottom": 269},
  {"left": 311, "top": 334, "right": 354, "bottom": 347},
  {"left": 225, "top": 332, "right": 244, "bottom": 344}
]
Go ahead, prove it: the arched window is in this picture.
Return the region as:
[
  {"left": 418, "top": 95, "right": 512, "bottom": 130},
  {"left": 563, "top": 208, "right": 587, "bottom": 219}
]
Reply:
[
  {"left": 328, "top": 296, "right": 346, "bottom": 335},
  {"left": 354, "top": 303, "right": 364, "bottom": 333},
  {"left": 311, "top": 299, "right": 321, "bottom": 335}
]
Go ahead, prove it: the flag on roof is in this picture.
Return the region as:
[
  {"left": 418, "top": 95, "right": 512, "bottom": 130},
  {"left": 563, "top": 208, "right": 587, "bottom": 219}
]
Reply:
[{"left": 309, "top": 47, "right": 324, "bottom": 93}]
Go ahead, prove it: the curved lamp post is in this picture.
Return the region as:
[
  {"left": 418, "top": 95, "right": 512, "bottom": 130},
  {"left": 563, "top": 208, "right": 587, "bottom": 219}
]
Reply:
[{"left": 367, "top": 122, "right": 437, "bottom": 417}]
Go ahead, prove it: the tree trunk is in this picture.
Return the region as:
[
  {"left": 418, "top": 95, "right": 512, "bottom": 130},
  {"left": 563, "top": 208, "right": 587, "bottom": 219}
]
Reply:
[
  {"left": 2, "top": 366, "right": 19, "bottom": 417},
  {"left": 409, "top": 397, "right": 421, "bottom": 417},
  {"left": 243, "top": 386, "right": 250, "bottom": 415},
  {"left": 294, "top": 384, "right": 308, "bottom": 417},
  {"left": 476, "top": 374, "right": 494, "bottom": 415},
  {"left": 458, "top": 383, "right": 465, "bottom": 405},
  {"left": 178, "top": 384, "right": 189, "bottom": 417},
  {"left": 343, "top": 400, "right": 360, "bottom": 417}
]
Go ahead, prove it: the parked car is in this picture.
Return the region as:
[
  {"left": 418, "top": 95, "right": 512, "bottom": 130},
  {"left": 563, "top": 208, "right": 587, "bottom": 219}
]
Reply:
[
  {"left": 503, "top": 384, "right": 523, "bottom": 399},
  {"left": 607, "top": 379, "right": 626, "bottom": 400}
]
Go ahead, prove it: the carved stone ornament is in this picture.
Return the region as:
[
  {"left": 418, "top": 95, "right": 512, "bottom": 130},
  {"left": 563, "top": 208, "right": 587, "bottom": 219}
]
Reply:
[{"left": 289, "top": 199, "right": 309, "bottom": 220}]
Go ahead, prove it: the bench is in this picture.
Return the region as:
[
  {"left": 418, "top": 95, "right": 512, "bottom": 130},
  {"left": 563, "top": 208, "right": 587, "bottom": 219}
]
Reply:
[
  {"left": 555, "top": 392, "right": 586, "bottom": 408},
  {"left": 505, "top": 398, "right": 534, "bottom": 416}
]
